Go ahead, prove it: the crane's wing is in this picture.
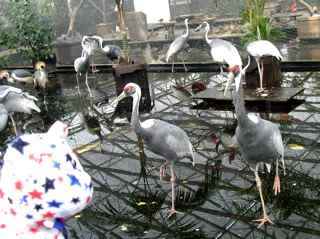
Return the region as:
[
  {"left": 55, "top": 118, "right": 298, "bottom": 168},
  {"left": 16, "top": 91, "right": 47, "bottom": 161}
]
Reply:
[
  {"left": 246, "top": 40, "right": 283, "bottom": 61},
  {"left": 166, "top": 35, "right": 187, "bottom": 62},
  {"left": 210, "top": 39, "right": 242, "bottom": 67},
  {"left": 0, "top": 86, "right": 22, "bottom": 100},
  {"left": 141, "top": 119, "right": 194, "bottom": 161}
]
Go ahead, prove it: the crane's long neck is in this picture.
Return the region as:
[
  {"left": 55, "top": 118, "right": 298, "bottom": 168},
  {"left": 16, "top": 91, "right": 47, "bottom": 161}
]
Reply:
[
  {"left": 204, "top": 24, "right": 211, "bottom": 45},
  {"left": 131, "top": 90, "right": 143, "bottom": 135},
  {"left": 183, "top": 20, "right": 189, "bottom": 38},
  {"left": 232, "top": 73, "right": 249, "bottom": 127}
]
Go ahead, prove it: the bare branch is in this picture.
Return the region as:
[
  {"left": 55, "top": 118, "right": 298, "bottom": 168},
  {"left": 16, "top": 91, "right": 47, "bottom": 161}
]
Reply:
[
  {"left": 86, "top": 0, "right": 105, "bottom": 17},
  {"left": 298, "top": 0, "right": 318, "bottom": 16},
  {"left": 66, "top": 0, "right": 85, "bottom": 37}
]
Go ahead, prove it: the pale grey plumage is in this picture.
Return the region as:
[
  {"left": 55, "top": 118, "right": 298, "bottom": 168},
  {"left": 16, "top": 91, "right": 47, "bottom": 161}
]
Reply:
[
  {"left": 115, "top": 82, "right": 195, "bottom": 216},
  {"left": 195, "top": 21, "right": 242, "bottom": 68},
  {"left": 0, "top": 85, "right": 40, "bottom": 134},
  {"left": 230, "top": 65, "right": 285, "bottom": 227},
  {"left": 0, "top": 86, "right": 40, "bottom": 114},
  {"left": 166, "top": 18, "right": 190, "bottom": 72}
]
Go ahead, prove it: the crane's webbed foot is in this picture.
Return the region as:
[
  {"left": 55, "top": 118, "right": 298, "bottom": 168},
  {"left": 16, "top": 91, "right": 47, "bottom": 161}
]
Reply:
[
  {"left": 273, "top": 175, "right": 281, "bottom": 195},
  {"left": 167, "top": 208, "right": 183, "bottom": 218},
  {"left": 253, "top": 213, "right": 273, "bottom": 228},
  {"left": 255, "top": 88, "right": 270, "bottom": 97}
]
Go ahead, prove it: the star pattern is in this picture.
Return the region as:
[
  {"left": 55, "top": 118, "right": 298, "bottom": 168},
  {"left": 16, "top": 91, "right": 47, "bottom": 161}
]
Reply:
[
  {"left": 48, "top": 200, "right": 63, "bottom": 208},
  {"left": 0, "top": 128, "right": 93, "bottom": 238},
  {"left": 66, "top": 154, "right": 72, "bottom": 162},
  {"left": 42, "top": 178, "right": 55, "bottom": 193},
  {"left": 68, "top": 174, "right": 81, "bottom": 186},
  {"left": 29, "top": 190, "right": 42, "bottom": 200},
  {"left": 34, "top": 204, "right": 43, "bottom": 211},
  {"left": 53, "top": 161, "right": 61, "bottom": 169},
  {"left": 20, "top": 195, "right": 28, "bottom": 204},
  {"left": 71, "top": 197, "right": 80, "bottom": 204},
  {"left": 11, "top": 137, "right": 29, "bottom": 154}
]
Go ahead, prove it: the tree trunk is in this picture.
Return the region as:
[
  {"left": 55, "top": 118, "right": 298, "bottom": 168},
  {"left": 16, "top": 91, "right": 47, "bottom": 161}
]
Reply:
[
  {"left": 66, "top": 0, "right": 85, "bottom": 37},
  {"left": 116, "top": 0, "right": 125, "bottom": 31}
]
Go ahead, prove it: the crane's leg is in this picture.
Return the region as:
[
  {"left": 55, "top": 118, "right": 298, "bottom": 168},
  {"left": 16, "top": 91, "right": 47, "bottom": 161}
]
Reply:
[
  {"left": 171, "top": 59, "right": 175, "bottom": 73},
  {"left": 256, "top": 59, "right": 264, "bottom": 93},
  {"left": 253, "top": 163, "right": 273, "bottom": 228},
  {"left": 9, "top": 114, "right": 18, "bottom": 136},
  {"left": 273, "top": 158, "right": 281, "bottom": 195},
  {"left": 160, "top": 160, "right": 169, "bottom": 180},
  {"left": 281, "top": 154, "right": 286, "bottom": 176},
  {"left": 168, "top": 163, "right": 178, "bottom": 217},
  {"left": 181, "top": 55, "right": 187, "bottom": 72},
  {"left": 76, "top": 73, "right": 81, "bottom": 96},
  {"left": 85, "top": 72, "right": 93, "bottom": 97}
]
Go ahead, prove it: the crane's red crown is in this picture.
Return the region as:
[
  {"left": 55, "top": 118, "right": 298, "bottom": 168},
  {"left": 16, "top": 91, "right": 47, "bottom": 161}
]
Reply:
[{"left": 124, "top": 85, "right": 135, "bottom": 94}]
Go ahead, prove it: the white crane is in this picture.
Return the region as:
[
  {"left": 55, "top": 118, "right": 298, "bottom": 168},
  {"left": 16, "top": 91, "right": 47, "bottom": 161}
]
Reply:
[{"left": 246, "top": 40, "right": 283, "bottom": 94}]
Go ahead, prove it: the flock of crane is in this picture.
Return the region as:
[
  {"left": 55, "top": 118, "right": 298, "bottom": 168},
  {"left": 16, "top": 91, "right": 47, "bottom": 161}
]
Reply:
[{"left": 0, "top": 18, "right": 286, "bottom": 229}]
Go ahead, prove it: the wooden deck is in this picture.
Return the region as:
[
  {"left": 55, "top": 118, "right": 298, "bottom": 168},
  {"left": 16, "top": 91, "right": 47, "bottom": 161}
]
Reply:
[{"left": 191, "top": 87, "right": 305, "bottom": 113}]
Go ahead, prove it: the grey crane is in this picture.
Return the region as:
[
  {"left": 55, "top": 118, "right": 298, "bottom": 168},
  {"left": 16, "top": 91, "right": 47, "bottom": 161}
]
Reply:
[
  {"left": 74, "top": 49, "right": 90, "bottom": 96},
  {"left": 246, "top": 40, "right": 283, "bottom": 94},
  {"left": 225, "top": 58, "right": 286, "bottom": 228},
  {"left": 194, "top": 21, "right": 243, "bottom": 93},
  {"left": 82, "top": 35, "right": 103, "bottom": 72},
  {"left": 0, "top": 85, "right": 40, "bottom": 135},
  {"left": 166, "top": 18, "right": 190, "bottom": 72},
  {"left": 74, "top": 35, "right": 104, "bottom": 97},
  {"left": 114, "top": 83, "right": 195, "bottom": 217}
]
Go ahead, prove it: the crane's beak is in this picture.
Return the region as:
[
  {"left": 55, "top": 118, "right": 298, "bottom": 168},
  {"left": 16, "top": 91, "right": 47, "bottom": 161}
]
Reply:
[{"left": 111, "top": 91, "right": 127, "bottom": 107}]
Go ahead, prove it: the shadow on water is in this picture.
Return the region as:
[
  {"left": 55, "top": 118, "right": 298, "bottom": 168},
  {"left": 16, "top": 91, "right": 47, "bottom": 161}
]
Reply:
[{"left": 1, "top": 66, "right": 320, "bottom": 238}]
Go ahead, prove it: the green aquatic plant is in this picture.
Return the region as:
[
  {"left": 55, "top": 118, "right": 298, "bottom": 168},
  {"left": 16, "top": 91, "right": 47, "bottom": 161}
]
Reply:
[{"left": 241, "top": 0, "right": 285, "bottom": 45}]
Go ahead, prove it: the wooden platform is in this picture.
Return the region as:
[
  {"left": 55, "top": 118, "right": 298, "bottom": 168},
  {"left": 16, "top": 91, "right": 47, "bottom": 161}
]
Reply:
[{"left": 191, "top": 87, "right": 305, "bottom": 113}]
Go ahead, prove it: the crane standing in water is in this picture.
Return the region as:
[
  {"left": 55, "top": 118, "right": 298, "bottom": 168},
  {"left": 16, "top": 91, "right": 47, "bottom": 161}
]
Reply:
[
  {"left": 114, "top": 83, "right": 195, "bottom": 217},
  {"left": 225, "top": 57, "right": 286, "bottom": 227},
  {"left": 166, "top": 18, "right": 190, "bottom": 73}
]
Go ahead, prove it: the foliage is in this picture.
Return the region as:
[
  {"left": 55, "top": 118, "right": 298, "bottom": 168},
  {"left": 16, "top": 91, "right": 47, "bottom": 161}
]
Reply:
[
  {"left": 241, "top": 0, "right": 285, "bottom": 46},
  {"left": 0, "top": 0, "right": 55, "bottom": 64}
]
